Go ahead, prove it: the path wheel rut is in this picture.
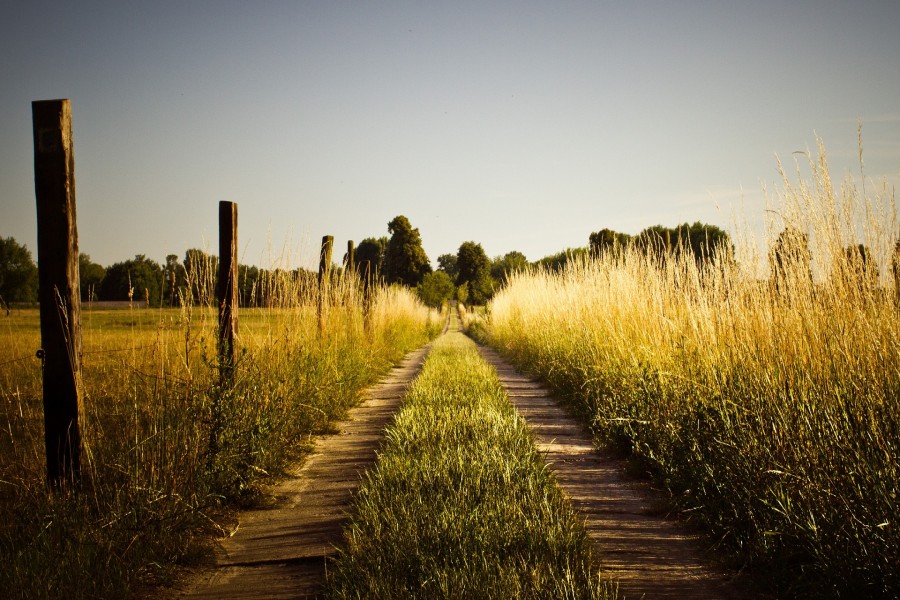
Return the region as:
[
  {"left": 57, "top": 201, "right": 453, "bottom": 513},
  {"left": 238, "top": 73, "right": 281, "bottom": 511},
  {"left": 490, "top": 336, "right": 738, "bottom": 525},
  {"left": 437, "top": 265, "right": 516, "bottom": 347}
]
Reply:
[
  {"left": 178, "top": 322, "right": 754, "bottom": 599},
  {"left": 476, "top": 343, "right": 755, "bottom": 600},
  {"left": 178, "top": 343, "right": 431, "bottom": 599}
]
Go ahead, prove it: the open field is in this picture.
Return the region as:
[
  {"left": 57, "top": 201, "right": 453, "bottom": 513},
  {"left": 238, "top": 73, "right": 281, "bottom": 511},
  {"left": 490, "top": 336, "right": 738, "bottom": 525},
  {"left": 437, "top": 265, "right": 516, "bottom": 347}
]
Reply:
[
  {"left": 0, "top": 284, "right": 439, "bottom": 598},
  {"left": 486, "top": 152, "right": 899, "bottom": 596}
]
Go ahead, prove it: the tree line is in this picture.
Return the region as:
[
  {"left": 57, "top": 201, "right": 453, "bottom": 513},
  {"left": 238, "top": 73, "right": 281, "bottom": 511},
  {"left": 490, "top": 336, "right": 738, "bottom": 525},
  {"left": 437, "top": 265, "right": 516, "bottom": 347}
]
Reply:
[{"left": 3, "top": 218, "right": 898, "bottom": 311}]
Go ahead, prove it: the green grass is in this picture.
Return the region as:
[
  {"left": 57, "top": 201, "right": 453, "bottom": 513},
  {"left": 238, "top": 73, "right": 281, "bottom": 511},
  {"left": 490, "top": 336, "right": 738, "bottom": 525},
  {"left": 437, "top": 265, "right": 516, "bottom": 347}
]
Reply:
[
  {"left": 326, "top": 319, "right": 615, "bottom": 599},
  {"left": 0, "top": 281, "right": 439, "bottom": 598},
  {"left": 486, "top": 145, "right": 899, "bottom": 596}
]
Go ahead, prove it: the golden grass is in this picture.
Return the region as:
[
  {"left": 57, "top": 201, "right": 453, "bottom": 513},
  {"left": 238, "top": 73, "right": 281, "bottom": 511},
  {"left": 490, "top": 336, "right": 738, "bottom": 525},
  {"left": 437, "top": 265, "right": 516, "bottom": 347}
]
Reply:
[
  {"left": 0, "top": 272, "right": 439, "bottom": 598},
  {"left": 487, "top": 143, "right": 899, "bottom": 596}
]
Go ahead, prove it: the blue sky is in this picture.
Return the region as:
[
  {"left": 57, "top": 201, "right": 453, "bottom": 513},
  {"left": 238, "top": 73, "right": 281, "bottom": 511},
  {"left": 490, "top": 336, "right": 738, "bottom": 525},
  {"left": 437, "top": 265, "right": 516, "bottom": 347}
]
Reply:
[{"left": 2, "top": 1, "right": 899, "bottom": 269}]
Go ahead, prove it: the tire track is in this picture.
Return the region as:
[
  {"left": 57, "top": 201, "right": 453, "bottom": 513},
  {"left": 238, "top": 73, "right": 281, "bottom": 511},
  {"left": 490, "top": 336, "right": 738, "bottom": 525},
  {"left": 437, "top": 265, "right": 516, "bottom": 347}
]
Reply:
[{"left": 476, "top": 344, "right": 756, "bottom": 599}]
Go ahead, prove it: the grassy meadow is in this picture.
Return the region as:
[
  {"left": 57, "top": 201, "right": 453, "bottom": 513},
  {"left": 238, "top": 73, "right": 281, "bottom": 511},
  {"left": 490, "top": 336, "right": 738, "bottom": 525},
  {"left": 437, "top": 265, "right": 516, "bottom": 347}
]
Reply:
[
  {"left": 0, "top": 273, "right": 439, "bottom": 598},
  {"left": 326, "top": 316, "right": 614, "bottom": 599},
  {"left": 486, "top": 148, "right": 899, "bottom": 596}
]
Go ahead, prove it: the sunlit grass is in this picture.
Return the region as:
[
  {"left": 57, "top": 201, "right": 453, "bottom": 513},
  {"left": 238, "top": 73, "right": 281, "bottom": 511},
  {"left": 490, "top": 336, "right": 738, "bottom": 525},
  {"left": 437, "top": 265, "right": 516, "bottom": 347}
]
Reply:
[
  {"left": 326, "top": 320, "right": 615, "bottom": 599},
  {"left": 0, "top": 273, "right": 439, "bottom": 598},
  {"left": 487, "top": 143, "right": 899, "bottom": 596}
]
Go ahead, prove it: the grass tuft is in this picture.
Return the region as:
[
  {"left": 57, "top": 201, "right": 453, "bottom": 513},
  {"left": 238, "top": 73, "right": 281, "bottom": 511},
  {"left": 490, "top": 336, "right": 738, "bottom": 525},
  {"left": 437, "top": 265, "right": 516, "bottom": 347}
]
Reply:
[{"left": 326, "top": 322, "right": 615, "bottom": 599}]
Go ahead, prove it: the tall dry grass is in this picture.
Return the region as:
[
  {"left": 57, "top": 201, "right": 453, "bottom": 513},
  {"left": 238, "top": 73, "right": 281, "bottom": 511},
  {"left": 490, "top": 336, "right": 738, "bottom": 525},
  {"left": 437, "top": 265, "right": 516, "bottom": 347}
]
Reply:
[
  {"left": 0, "top": 263, "right": 438, "bottom": 598},
  {"left": 488, "top": 142, "right": 899, "bottom": 596}
]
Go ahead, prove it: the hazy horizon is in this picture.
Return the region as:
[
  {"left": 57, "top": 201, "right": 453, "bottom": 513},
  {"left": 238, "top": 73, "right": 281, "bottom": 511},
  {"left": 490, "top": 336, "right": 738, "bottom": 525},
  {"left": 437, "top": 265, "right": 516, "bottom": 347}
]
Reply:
[{"left": 2, "top": 1, "right": 899, "bottom": 271}]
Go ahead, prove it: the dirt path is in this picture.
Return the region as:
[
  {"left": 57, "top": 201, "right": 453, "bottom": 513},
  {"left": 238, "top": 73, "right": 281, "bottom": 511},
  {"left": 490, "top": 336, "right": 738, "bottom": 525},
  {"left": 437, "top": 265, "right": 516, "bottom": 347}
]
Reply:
[
  {"left": 476, "top": 344, "right": 755, "bottom": 599},
  {"left": 177, "top": 343, "right": 431, "bottom": 599}
]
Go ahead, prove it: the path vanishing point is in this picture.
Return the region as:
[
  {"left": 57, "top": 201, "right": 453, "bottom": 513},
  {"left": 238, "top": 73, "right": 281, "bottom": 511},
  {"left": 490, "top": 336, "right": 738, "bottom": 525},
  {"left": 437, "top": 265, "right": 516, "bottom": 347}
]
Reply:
[{"left": 180, "top": 318, "right": 754, "bottom": 599}]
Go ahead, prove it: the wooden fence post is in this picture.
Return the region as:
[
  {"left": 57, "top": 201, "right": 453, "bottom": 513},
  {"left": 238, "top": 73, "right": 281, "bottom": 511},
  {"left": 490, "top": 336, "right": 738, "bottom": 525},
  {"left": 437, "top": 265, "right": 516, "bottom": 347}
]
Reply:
[
  {"left": 318, "top": 235, "right": 333, "bottom": 336},
  {"left": 346, "top": 240, "right": 355, "bottom": 273},
  {"left": 217, "top": 201, "right": 238, "bottom": 384},
  {"left": 32, "top": 99, "right": 82, "bottom": 487},
  {"left": 361, "top": 259, "right": 373, "bottom": 336}
]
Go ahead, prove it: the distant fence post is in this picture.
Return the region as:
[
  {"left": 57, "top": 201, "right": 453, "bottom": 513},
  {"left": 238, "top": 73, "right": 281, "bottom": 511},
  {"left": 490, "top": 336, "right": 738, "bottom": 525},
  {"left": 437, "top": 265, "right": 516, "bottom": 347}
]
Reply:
[
  {"left": 32, "top": 99, "right": 82, "bottom": 487},
  {"left": 361, "top": 259, "right": 373, "bottom": 336},
  {"left": 318, "top": 235, "right": 333, "bottom": 336},
  {"left": 346, "top": 240, "right": 355, "bottom": 273},
  {"left": 217, "top": 201, "right": 238, "bottom": 384}
]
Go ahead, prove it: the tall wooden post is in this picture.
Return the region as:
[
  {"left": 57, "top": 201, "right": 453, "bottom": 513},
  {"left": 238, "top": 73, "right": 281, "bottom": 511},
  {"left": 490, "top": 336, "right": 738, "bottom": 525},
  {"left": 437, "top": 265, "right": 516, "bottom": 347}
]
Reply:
[
  {"left": 217, "top": 201, "right": 238, "bottom": 384},
  {"left": 33, "top": 99, "right": 82, "bottom": 487},
  {"left": 318, "top": 235, "right": 333, "bottom": 336},
  {"left": 361, "top": 259, "right": 373, "bottom": 336}
]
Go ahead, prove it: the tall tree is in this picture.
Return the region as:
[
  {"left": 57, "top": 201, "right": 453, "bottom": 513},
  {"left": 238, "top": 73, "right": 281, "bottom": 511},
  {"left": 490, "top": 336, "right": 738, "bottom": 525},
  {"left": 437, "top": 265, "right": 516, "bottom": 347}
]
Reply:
[
  {"left": 0, "top": 237, "right": 38, "bottom": 304},
  {"left": 356, "top": 236, "right": 388, "bottom": 282},
  {"left": 383, "top": 216, "right": 431, "bottom": 287},
  {"left": 416, "top": 270, "right": 455, "bottom": 308},
  {"left": 490, "top": 251, "right": 528, "bottom": 285},
  {"left": 436, "top": 253, "right": 459, "bottom": 280},
  {"left": 456, "top": 241, "right": 494, "bottom": 304}
]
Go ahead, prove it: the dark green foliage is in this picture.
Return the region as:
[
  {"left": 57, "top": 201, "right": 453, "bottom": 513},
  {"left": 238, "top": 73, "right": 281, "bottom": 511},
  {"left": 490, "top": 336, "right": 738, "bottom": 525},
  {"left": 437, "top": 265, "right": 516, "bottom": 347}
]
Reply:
[
  {"left": 589, "top": 229, "right": 632, "bottom": 257},
  {"left": 416, "top": 271, "right": 455, "bottom": 308},
  {"left": 0, "top": 237, "right": 38, "bottom": 304},
  {"left": 99, "top": 255, "right": 164, "bottom": 305},
  {"left": 436, "top": 253, "right": 459, "bottom": 280},
  {"left": 490, "top": 251, "right": 528, "bottom": 285},
  {"left": 634, "top": 222, "right": 733, "bottom": 267},
  {"left": 162, "top": 254, "right": 186, "bottom": 306},
  {"left": 356, "top": 237, "right": 389, "bottom": 282},
  {"left": 383, "top": 217, "right": 431, "bottom": 287},
  {"left": 534, "top": 247, "right": 590, "bottom": 272},
  {"left": 79, "top": 254, "right": 106, "bottom": 302},
  {"left": 456, "top": 242, "right": 495, "bottom": 305},
  {"left": 183, "top": 248, "right": 218, "bottom": 306}
]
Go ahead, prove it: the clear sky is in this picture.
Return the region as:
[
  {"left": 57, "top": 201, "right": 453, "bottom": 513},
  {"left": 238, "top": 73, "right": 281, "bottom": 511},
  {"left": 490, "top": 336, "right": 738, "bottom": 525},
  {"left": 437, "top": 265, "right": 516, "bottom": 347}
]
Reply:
[{"left": 2, "top": 1, "right": 899, "bottom": 270}]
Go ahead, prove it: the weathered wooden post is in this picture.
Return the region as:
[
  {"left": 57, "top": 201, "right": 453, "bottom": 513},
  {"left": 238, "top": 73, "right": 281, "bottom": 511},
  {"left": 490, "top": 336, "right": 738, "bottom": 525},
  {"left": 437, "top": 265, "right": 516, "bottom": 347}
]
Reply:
[
  {"left": 361, "top": 259, "right": 373, "bottom": 336},
  {"left": 217, "top": 201, "right": 238, "bottom": 384},
  {"left": 33, "top": 99, "right": 82, "bottom": 487},
  {"left": 346, "top": 240, "right": 355, "bottom": 273},
  {"left": 318, "top": 235, "right": 333, "bottom": 336}
]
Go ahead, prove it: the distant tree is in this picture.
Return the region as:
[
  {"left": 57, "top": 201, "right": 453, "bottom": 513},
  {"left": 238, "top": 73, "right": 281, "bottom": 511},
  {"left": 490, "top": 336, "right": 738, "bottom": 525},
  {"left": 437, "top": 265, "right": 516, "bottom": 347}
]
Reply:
[
  {"left": 0, "top": 237, "right": 38, "bottom": 305},
  {"left": 437, "top": 253, "right": 459, "bottom": 280},
  {"left": 183, "top": 248, "right": 218, "bottom": 306},
  {"left": 769, "top": 227, "right": 812, "bottom": 294},
  {"left": 238, "top": 264, "right": 260, "bottom": 307},
  {"left": 534, "top": 247, "right": 590, "bottom": 272},
  {"left": 634, "top": 222, "right": 732, "bottom": 268},
  {"left": 162, "top": 254, "right": 187, "bottom": 306},
  {"left": 79, "top": 253, "right": 106, "bottom": 302},
  {"left": 417, "top": 270, "right": 455, "bottom": 308},
  {"left": 456, "top": 241, "right": 495, "bottom": 304},
  {"left": 383, "top": 216, "right": 431, "bottom": 287},
  {"left": 100, "top": 255, "right": 164, "bottom": 305},
  {"left": 589, "top": 229, "right": 632, "bottom": 257},
  {"left": 356, "top": 237, "right": 388, "bottom": 282},
  {"left": 490, "top": 251, "right": 529, "bottom": 285}
]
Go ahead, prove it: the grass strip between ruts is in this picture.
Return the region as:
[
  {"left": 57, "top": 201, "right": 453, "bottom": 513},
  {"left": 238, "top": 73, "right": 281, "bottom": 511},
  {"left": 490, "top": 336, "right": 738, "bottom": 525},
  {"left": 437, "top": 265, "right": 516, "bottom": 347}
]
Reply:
[{"left": 326, "top": 327, "right": 616, "bottom": 599}]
